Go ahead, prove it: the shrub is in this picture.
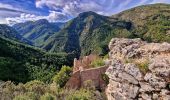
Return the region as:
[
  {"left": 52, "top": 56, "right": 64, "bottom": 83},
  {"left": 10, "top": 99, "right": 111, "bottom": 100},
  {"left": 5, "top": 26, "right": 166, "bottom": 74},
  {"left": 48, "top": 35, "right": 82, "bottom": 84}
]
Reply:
[
  {"left": 26, "top": 63, "right": 56, "bottom": 83},
  {"left": 101, "top": 74, "right": 109, "bottom": 85},
  {"left": 24, "top": 80, "right": 47, "bottom": 95},
  {"left": 124, "top": 58, "right": 149, "bottom": 74},
  {"left": 52, "top": 66, "right": 72, "bottom": 87},
  {"left": 14, "top": 92, "right": 38, "bottom": 100},
  {"left": 83, "top": 80, "right": 95, "bottom": 90},
  {"left": 90, "top": 58, "right": 105, "bottom": 68},
  {"left": 135, "top": 60, "right": 149, "bottom": 74},
  {"left": 66, "top": 89, "right": 94, "bottom": 100},
  {"left": 40, "top": 93, "right": 56, "bottom": 100},
  {"left": 13, "top": 95, "right": 30, "bottom": 100},
  {"left": 138, "top": 62, "right": 149, "bottom": 74},
  {"left": 1, "top": 81, "right": 16, "bottom": 99}
]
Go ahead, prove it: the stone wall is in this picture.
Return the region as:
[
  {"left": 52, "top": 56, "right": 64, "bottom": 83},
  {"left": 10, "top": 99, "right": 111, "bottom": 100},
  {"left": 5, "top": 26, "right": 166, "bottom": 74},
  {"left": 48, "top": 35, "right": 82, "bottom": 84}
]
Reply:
[
  {"left": 105, "top": 38, "right": 170, "bottom": 100},
  {"left": 73, "top": 54, "right": 98, "bottom": 73},
  {"left": 65, "top": 66, "right": 108, "bottom": 90}
]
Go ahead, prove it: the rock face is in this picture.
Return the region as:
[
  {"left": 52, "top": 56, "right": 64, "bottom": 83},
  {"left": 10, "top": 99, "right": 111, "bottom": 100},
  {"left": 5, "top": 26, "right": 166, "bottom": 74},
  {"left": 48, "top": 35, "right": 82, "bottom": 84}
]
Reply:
[{"left": 105, "top": 38, "right": 170, "bottom": 100}]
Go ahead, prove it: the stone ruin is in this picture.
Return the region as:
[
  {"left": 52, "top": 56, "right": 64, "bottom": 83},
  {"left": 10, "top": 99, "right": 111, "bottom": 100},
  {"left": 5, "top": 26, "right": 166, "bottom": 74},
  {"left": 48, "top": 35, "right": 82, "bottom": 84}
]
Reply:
[
  {"left": 66, "top": 54, "right": 108, "bottom": 90},
  {"left": 73, "top": 54, "right": 98, "bottom": 73}
]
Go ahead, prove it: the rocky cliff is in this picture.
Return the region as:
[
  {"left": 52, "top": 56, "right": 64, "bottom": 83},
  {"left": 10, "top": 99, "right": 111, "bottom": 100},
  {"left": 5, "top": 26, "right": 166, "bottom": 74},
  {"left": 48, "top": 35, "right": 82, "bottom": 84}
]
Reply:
[{"left": 105, "top": 38, "right": 170, "bottom": 100}]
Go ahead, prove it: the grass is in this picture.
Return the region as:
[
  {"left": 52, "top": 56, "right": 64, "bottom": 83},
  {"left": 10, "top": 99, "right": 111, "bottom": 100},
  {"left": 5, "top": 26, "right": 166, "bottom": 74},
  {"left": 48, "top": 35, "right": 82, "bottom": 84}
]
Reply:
[{"left": 125, "top": 58, "right": 149, "bottom": 74}]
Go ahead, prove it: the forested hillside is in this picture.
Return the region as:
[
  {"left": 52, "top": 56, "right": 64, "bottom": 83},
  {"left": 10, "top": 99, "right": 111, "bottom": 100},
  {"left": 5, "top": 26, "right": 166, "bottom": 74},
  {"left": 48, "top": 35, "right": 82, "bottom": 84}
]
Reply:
[
  {"left": 113, "top": 3, "right": 170, "bottom": 42},
  {"left": 0, "top": 37, "right": 74, "bottom": 83},
  {"left": 0, "top": 24, "right": 32, "bottom": 45},
  {"left": 13, "top": 19, "right": 64, "bottom": 47},
  {"left": 43, "top": 11, "right": 133, "bottom": 57}
]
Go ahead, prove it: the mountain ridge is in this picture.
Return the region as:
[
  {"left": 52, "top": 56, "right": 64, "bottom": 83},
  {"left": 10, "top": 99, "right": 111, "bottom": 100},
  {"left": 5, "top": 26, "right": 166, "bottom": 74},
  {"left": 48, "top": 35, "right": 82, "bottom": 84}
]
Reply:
[{"left": 13, "top": 19, "right": 64, "bottom": 47}]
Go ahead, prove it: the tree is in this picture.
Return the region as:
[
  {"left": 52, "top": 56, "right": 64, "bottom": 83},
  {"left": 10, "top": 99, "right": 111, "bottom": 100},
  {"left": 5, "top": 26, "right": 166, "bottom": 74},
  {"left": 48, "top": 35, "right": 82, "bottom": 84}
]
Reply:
[{"left": 52, "top": 66, "right": 72, "bottom": 87}]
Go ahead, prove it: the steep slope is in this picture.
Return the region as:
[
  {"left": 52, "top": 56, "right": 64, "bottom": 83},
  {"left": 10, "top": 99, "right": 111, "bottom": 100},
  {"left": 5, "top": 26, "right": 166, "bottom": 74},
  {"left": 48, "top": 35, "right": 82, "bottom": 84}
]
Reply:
[
  {"left": 113, "top": 3, "right": 170, "bottom": 42},
  {"left": 0, "top": 35, "right": 73, "bottom": 83},
  {"left": 13, "top": 19, "right": 64, "bottom": 47},
  {"left": 43, "top": 11, "right": 133, "bottom": 57},
  {"left": 0, "top": 24, "right": 32, "bottom": 45}
]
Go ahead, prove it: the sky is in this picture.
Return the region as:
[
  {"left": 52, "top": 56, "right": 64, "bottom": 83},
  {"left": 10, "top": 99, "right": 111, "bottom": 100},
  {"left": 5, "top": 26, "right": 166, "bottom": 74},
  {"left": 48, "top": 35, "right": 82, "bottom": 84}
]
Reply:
[{"left": 0, "top": 0, "right": 170, "bottom": 25}]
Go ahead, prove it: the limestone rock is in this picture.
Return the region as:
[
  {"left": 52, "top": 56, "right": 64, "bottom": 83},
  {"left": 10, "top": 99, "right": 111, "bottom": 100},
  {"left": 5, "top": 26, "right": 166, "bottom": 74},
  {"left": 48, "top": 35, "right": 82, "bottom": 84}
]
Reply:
[{"left": 106, "top": 38, "right": 170, "bottom": 100}]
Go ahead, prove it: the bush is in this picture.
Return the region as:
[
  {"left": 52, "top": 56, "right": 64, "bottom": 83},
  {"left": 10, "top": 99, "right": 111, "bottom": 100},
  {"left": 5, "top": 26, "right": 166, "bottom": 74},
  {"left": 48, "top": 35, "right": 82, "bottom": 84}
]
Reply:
[
  {"left": 83, "top": 80, "right": 95, "bottom": 90},
  {"left": 24, "top": 80, "right": 47, "bottom": 95},
  {"left": 26, "top": 63, "right": 56, "bottom": 83},
  {"left": 14, "top": 92, "right": 38, "bottom": 100},
  {"left": 101, "top": 74, "right": 109, "bottom": 85},
  {"left": 66, "top": 89, "right": 94, "bottom": 100},
  {"left": 13, "top": 95, "right": 30, "bottom": 100},
  {"left": 52, "top": 66, "right": 72, "bottom": 87},
  {"left": 40, "top": 93, "right": 56, "bottom": 100},
  {"left": 90, "top": 58, "right": 105, "bottom": 68}
]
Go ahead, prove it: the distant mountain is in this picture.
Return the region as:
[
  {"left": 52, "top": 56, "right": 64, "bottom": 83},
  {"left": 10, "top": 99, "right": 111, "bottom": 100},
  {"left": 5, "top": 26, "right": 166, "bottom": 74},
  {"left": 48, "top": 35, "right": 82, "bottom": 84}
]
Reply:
[
  {"left": 13, "top": 19, "right": 64, "bottom": 47},
  {"left": 13, "top": 4, "right": 170, "bottom": 57},
  {"left": 43, "top": 11, "right": 132, "bottom": 57},
  {"left": 0, "top": 24, "right": 32, "bottom": 45},
  {"left": 112, "top": 3, "right": 170, "bottom": 42}
]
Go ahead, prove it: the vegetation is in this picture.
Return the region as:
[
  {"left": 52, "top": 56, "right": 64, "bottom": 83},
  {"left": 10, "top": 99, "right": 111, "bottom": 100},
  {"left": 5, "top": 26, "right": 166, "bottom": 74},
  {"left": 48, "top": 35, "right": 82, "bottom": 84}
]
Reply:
[
  {"left": 114, "top": 3, "right": 170, "bottom": 43},
  {"left": 125, "top": 58, "right": 149, "bottom": 74},
  {"left": 90, "top": 58, "right": 105, "bottom": 68},
  {"left": 1, "top": 3, "right": 170, "bottom": 100},
  {"left": 52, "top": 66, "right": 72, "bottom": 88},
  {"left": 0, "top": 80, "right": 105, "bottom": 100},
  {"left": 13, "top": 19, "right": 64, "bottom": 47},
  {"left": 42, "top": 11, "right": 133, "bottom": 57},
  {"left": 0, "top": 37, "right": 74, "bottom": 83},
  {"left": 101, "top": 74, "right": 109, "bottom": 85},
  {"left": 40, "top": 93, "right": 56, "bottom": 100},
  {"left": 66, "top": 89, "right": 96, "bottom": 100},
  {"left": 11, "top": 4, "right": 170, "bottom": 58},
  {"left": 0, "top": 24, "right": 32, "bottom": 44},
  {"left": 136, "top": 60, "right": 149, "bottom": 74}
]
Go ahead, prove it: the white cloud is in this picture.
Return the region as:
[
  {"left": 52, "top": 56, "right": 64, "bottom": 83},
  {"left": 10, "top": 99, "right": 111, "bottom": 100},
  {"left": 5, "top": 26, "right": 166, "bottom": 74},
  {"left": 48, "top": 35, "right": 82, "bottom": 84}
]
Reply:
[
  {"left": 35, "top": 0, "right": 170, "bottom": 16},
  {"left": 0, "top": 3, "right": 20, "bottom": 11},
  {"left": 1, "top": 0, "right": 170, "bottom": 25},
  {"left": 6, "top": 11, "right": 70, "bottom": 25}
]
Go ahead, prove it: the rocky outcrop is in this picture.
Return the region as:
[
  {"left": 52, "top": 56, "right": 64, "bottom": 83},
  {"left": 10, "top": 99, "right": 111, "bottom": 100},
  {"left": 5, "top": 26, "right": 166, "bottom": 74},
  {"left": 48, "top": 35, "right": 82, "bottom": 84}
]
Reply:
[{"left": 105, "top": 38, "right": 170, "bottom": 100}]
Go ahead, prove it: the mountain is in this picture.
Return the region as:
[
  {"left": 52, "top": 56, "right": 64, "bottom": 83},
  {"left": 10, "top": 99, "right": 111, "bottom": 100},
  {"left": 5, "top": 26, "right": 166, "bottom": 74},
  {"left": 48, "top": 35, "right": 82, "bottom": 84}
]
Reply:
[
  {"left": 13, "top": 4, "right": 170, "bottom": 57},
  {"left": 113, "top": 3, "right": 170, "bottom": 42},
  {"left": 13, "top": 19, "right": 64, "bottom": 47},
  {"left": 0, "top": 24, "right": 32, "bottom": 45},
  {"left": 43, "top": 11, "right": 133, "bottom": 57},
  {"left": 0, "top": 35, "right": 74, "bottom": 83}
]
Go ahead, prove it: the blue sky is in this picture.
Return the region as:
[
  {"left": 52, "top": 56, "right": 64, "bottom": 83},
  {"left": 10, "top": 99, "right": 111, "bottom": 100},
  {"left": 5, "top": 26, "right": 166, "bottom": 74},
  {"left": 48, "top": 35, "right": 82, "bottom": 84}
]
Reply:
[{"left": 0, "top": 0, "right": 170, "bottom": 24}]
